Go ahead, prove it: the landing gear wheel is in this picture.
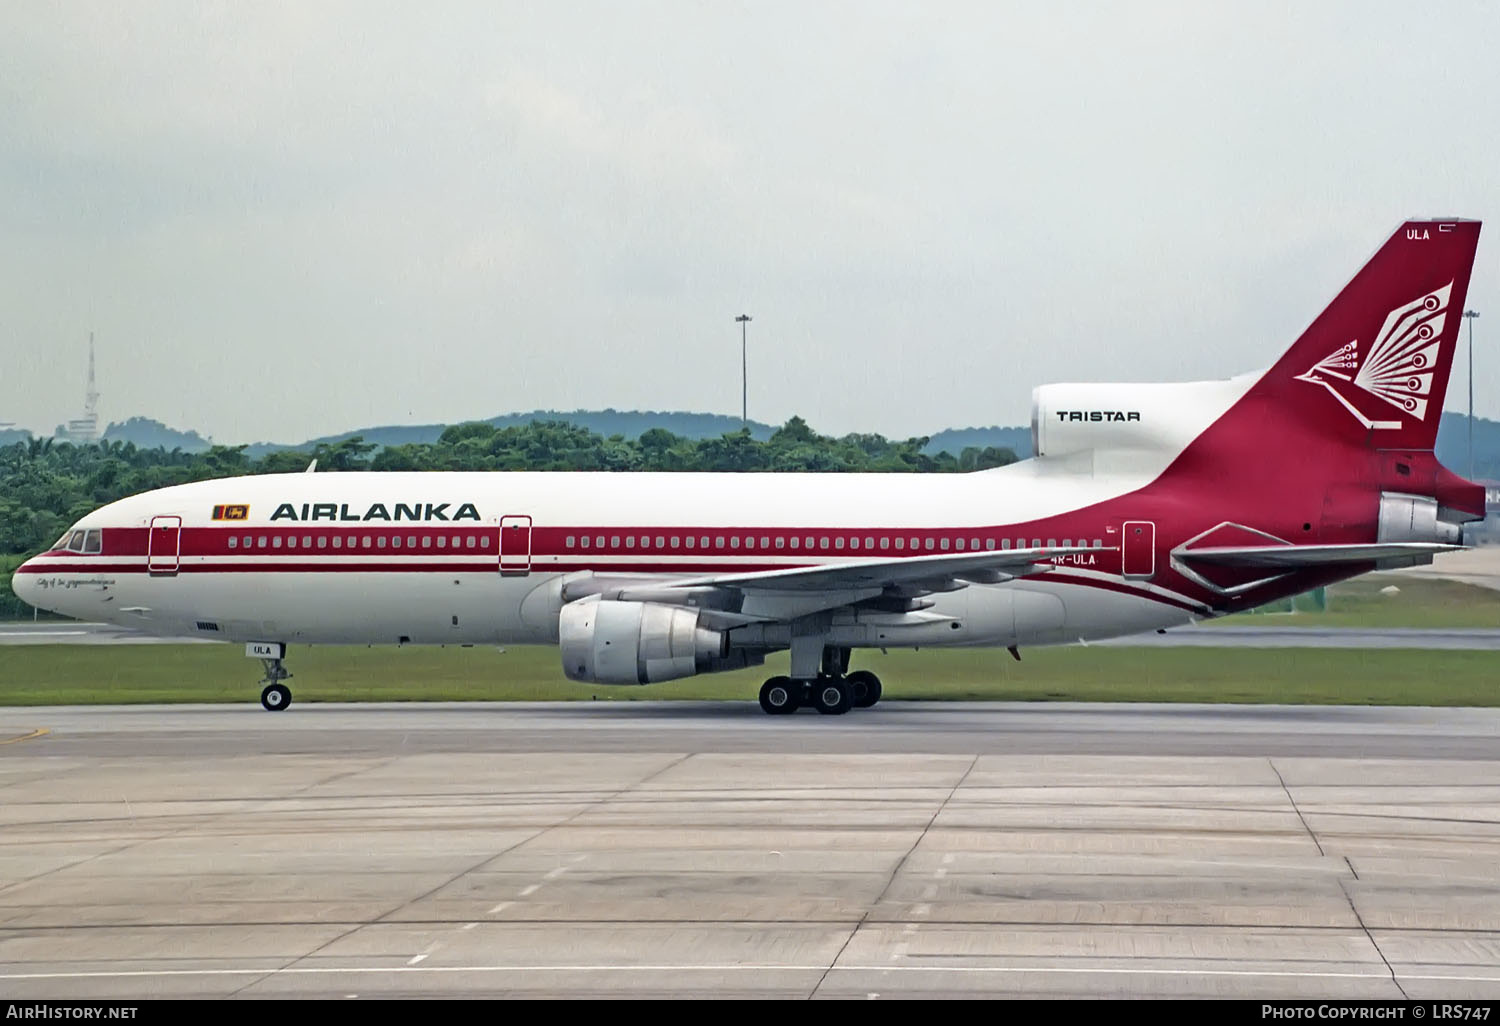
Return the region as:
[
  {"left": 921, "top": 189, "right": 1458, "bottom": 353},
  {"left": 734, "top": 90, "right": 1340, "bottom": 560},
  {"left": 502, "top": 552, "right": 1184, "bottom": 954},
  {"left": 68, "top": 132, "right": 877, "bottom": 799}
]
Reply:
[
  {"left": 759, "top": 676, "right": 799, "bottom": 715},
  {"left": 813, "top": 676, "right": 853, "bottom": 716},
  {"left": 847, "top": 670, "right": 883, "bottom": 709},
  {"left": 260, "top": 683, "right": 291, "bottom": 711}
]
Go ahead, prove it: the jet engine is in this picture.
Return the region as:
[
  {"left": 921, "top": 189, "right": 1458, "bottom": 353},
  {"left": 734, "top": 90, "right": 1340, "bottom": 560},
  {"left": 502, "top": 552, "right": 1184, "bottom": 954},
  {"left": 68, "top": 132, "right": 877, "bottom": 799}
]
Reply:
[
  {"left": 1030, "top": 379, "right": 1246, "bottom": 458},
  {"left": 559, "top": 597, "right": 729, "bottom": 685}
]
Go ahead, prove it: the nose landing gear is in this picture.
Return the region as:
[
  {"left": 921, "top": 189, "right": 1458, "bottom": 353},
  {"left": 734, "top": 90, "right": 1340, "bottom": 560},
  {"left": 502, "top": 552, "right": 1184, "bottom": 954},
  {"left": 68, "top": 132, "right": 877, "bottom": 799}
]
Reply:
[{"left": 249, "top": 644, "right": 293, "bottom": 711}]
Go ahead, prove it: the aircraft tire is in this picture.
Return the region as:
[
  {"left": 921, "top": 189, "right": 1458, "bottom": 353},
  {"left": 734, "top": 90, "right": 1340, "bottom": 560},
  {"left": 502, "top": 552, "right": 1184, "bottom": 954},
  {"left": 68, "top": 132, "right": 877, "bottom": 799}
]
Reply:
[
  {"left": 848, "top": 670, "right": 882, "bottom": 708},
  {"left": 260, "top": 683, "right": 292, "bottom": 711},
  {"left": 813, "top": 677, "right": 853, "bottom": 716},
  {"left": 759, "top": 677, "right": 798, "bottom": 715}
]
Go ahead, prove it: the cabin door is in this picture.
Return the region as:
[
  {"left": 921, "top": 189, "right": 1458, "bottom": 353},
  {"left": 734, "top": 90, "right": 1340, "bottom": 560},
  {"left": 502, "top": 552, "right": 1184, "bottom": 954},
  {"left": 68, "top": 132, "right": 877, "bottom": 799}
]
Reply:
[
  {"left": 148, "top": 515, "right": 182, "bottom": 576},
  {"left": 499, "top": 515, "right": 532, "bottom": 576},
  {"left": 1121, "top": 520, "right": 1156, "bottom": 579}
]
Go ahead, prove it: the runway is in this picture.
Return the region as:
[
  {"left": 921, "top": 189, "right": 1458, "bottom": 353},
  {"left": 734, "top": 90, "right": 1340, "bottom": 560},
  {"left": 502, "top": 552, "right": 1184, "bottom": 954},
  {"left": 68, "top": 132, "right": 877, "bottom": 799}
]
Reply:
[
  {"left": 5, "top": 621, "right": 1500, "bottom": 649},
  {"left": 2, "top": 703, "right": 1499, "bottom": 998}
]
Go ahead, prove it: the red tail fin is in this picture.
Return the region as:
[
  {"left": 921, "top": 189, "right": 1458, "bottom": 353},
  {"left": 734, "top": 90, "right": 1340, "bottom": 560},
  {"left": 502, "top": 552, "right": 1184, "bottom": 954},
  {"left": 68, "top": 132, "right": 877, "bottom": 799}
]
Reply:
[{"left": 1257, "top": 219, "right": 1480, "bottom": 452}]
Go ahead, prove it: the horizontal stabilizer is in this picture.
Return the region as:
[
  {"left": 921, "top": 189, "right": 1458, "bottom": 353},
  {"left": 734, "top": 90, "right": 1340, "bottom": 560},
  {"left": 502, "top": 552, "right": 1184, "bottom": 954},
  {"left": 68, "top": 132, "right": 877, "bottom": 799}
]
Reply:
[{"left": 1177, "top": 542, "right": 1463, "bottom": 568}]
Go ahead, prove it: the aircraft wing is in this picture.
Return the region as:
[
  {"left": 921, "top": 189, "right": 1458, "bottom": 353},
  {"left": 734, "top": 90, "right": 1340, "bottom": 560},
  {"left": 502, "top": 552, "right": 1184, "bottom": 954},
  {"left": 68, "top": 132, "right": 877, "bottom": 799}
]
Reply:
[
  {"left": 1176, "top": 541, "right": 1463, "bottom": 568},
  {"left": 665, "top": 545, "right": 1104, "bottom": 592},
  {"left": 563, "top": 546, "right": 1109, "bottom": 624}
]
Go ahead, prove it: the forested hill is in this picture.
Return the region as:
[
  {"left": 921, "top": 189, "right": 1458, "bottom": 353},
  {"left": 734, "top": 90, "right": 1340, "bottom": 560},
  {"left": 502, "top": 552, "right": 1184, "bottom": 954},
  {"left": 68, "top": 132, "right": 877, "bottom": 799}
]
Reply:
[
  {"left": 13, "top": 410, "right": 1500, "bottom": 473},
  {"left": 243, "top": 409, "right": 782, "bottom": 458}
]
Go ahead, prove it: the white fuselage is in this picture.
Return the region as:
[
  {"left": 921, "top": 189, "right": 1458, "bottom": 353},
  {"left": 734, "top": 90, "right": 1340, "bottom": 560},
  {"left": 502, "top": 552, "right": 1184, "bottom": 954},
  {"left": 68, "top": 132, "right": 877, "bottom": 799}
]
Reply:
[{"left": 16, "top": 455, "right": 1215, "bottom": 659}]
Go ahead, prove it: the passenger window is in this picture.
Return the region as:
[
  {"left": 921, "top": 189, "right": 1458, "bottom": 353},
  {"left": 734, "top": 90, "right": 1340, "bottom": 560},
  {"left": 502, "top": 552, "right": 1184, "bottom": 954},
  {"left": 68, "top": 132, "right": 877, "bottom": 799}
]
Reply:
[
  {"left": 408, "top": 536, "right": 416, "bottom": 548},
  {"left": 865, "top": 537, "right": 874, "bottom": 549},
  {"left": 820, "top": 537, "right": 830, "bottom": 550},
  {"left": 775, "top": 537, "right": 784, "bottom": 549},
  {"left": 986, "top": 539, "right": 995, "bottom": 550},
  {"left": 730, "top": 537, "right": 740, "bottom": 549},
  {"left": 790, "top": 537, "right": 799, "bottom": 549},
  {"left": 685, "top": 536, "right": 695, "bottom": 549},
  {"left": 611, "top": 536, "right": 620, "bottom": 548},
  {"left": 895, "top": 538, "right": 904, "bottom": 550},
  {"left": 715, "top": 537, "right": 725, "bottom": 548},
  {"left": 467, "top": 536, "right": 477, "bottom": 548},
  {"left": 228, "top": 536, "right": 238, "bottom": 549},
  {"left": 1032, "top": 539, "right": 1041, "bottom": 548},
  {"left": 421, "top": 537, "right": 431, "bottom": 549},
  {"left": 805, "top": 537, "right": 814, "bottom": 549},
  {"left": 640, "top": 536, "right": 648, "bottom": 548},
  {"left": 377, "top": 536, "right": 387, "bottom": 548},
  {"left": 319, "top": 537, "right": 328, "bottom": 549},
  {"left": 971, "top": 537, "right": 980, "bottom": 550},
  {"left": 243, "top": 536, "right": 252, "bottom": 548},
  {"left": 361, "top": 536, "right": 371, "bottom": 549},
  {"left": 626, "top": 536, "right": 636, "bottom": 548},
  {"left": 671, "top": 537, "right": 680, "bottom": 549},
  {"left": 596, "top": 536, "right": 604, "bottom": 548},
  {"left": 1048, "top": 538, "right": 1056, "bottom": 548},
  {"left": 258, "top": 537, "right": 268, "bottom": 548},
  {"left": 1001, "top": 539, "right": 1010, "bottom": 550},
  {"left": 910, "top": 538, "right": 919, "bottom": 549},
  {"left": 438, "top": 536, "right": 447, "bottom": 548},
  {"left": 940, "top": 538, "right": 950, "bottom": 551},
  {"left": 287, "top": 537, "right": 296, "bottom": 549},
  {"left": 333, "top": 537, "right": 343, "bottom": 549},
  {"left": 760, "top": 536, "right": 769, "bottom": 549},
  {"left": 880, "top": 538, "right": 889, "bottom": 550},
  {"left": 1095, "top": 539, "right": 1103, "bottom": 548},
  {"left": 656, "top": 536, "right": 665, "bottom": 548},
  {"left": 925, "top": 538, "right": 935, "bottom": 551},
  {"left": 580, "top": 535, "right": 590, "bottom": 548},
  {"left": 84, "top": 530, "right": 102, "bottom": 554},
  {"left": 850, "top": 537, "right": 859, "bottom": 550},
  {"left": 955, "top": 538, "right": 965, "bottom": 551},
  {"left": 304, "top": 536, "right": 312, "bottom": 548},
  {"left": 566, "top": 536, "right": 575, "bottom": 548}
]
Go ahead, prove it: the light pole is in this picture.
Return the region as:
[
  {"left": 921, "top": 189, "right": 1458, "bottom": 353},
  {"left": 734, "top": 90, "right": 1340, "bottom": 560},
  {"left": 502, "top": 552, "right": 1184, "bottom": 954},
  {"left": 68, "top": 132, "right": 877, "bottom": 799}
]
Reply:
[
  {"left": 1465, "top": 309, "right": 1480, "bottom": 479},
  {"left": 735, "top": 314, "right": 752, "bottom": 427}
]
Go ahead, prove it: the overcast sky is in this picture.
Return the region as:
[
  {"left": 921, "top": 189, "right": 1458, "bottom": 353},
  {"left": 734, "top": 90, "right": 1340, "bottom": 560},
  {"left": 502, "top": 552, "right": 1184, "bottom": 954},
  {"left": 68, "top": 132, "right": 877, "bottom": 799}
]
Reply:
[{"left": 3, "top": 1, "right": 1498, "bottom": 444}]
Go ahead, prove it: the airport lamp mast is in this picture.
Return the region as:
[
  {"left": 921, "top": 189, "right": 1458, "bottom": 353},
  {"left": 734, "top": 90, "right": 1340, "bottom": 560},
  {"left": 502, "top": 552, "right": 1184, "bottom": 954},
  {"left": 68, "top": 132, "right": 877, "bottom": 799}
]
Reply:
[
  {"left": 1466, "top": 309, "right": 1480, "bottom": 479},
  {"left": 736, "top": 314, "right": 752, "bottom": 427}
]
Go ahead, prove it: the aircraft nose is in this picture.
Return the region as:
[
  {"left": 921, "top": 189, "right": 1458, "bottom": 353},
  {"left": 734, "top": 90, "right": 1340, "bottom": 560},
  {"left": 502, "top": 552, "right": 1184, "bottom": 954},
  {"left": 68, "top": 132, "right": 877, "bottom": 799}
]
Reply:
[{"left": 11, "top": 559, "right": 40, "bottom": 607}]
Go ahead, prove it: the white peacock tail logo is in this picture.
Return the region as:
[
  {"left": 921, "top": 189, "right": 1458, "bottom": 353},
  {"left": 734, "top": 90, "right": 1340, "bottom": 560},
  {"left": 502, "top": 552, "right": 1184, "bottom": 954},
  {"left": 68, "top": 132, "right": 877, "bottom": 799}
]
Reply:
[{"left": 1295, "top": 281, "right": 1452, "bottom": 429}]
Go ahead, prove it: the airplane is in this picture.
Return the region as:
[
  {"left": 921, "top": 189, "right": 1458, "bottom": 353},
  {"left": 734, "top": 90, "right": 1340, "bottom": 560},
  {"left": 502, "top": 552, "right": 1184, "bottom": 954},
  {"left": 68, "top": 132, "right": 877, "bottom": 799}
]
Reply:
[{"left": 13, "top": 218, "right": 1484, "bottom": 716}]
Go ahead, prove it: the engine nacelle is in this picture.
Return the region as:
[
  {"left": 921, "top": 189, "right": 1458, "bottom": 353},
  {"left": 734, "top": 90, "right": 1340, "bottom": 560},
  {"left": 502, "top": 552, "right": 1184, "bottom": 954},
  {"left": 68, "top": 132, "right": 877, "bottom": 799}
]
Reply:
[
  {"left": 559, "top": 597, "right": 728, "bottom": 685},
  {"left": 1030, "top": 379, "right": 1246, "bottom": 458}
]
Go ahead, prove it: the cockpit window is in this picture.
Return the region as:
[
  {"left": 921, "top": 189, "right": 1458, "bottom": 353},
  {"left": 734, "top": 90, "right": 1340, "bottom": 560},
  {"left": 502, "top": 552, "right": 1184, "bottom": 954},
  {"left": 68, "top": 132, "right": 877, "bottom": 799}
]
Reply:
[
  {"left": 67, "top": 531, "right": 86, "bottom": 553},
  {"left": 83, "top": 530, "right": 102, "bottom": 554},
  {"left": 54, "top": 532, "right": 72, "bottom": 551}
]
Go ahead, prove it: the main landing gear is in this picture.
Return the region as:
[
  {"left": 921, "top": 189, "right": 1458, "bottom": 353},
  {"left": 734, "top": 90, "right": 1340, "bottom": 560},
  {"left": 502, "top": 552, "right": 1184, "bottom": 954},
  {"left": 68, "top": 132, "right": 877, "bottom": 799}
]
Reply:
[
  {"left": 758, "top": 647, "right": 883, "bottom": 716},
  {"left": 259, "top": 657, "right": 293, "bottom": 711}
]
